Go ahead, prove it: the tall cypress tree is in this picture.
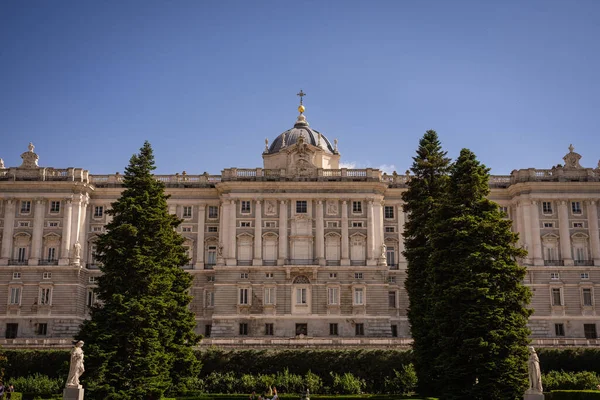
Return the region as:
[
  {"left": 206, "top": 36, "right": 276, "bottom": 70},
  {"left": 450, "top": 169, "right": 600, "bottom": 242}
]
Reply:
[
  {"left": 402, "top": 130, "right": 450, "bottom": 396},
  {"left": 430, "top": 149, "right": 531, "bottom": 400},
  {"left": 78, "top": 141, "right": 201, "bottom": 400}
]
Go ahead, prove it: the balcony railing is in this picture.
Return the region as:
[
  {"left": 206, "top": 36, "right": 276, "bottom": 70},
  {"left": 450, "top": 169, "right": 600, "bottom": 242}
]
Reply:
[
  {"left": 350, "top": 260, "right": 365, "bottom": 266},
  {"left": 574, "top": 260, "right": 594, "bottom": 266},
  {"left": 285, "top": 259, "right": 317, "bottom": 265},
  {"left": 544, "top": 260, "right": 565, "bottom": 266},
  {"left": 9, "top": 259, "right": 28, "bottom": 266},
  {"left": 326, "top": 260, "right": 340, "bottom": 266},
  {"left": 237, "top": 260, "right": 252, "bottom": 266},
  {"left": 263, "top": 260, "right": 277, "bottom": 266},
  {"left": 181, "top": 264, "right": 194, "bottom": 270},
  {"left": 388, "top": 263, "right": 399, "bottom": 270},
  {"left": 86, "top": 264, "right": 102, "bottom": 270},
  {"left": 39, "top": 260, "right": 58, "bottom": 266},
  {"left": 204, "top": 263, "right": 215, "bottom": 270}
]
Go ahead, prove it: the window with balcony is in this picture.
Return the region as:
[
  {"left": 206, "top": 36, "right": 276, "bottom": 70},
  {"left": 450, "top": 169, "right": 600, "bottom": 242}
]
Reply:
[
  {"left": 50, "top": 201, "right": 60, "bottom": 213},
  {"left": 542, "top": 201, "right": 553, "bottom": 214},
  {"left": 296, "top": 288, "right": 307, "bottom": 304},
  {"left": 384, "top": 206, "right": 394, "bottom": 219},
  {"left": 47, "top": 248, "right": 56, "bottom": 262}
]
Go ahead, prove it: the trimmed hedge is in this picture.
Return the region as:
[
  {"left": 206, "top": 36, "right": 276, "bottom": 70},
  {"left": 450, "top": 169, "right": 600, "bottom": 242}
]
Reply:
[
  {"left": 538, "top": 349, "right": 600, "bottom": 375},
  {"left": 551, "top": 391, "right": 600, "bottom": 400},
  {"left": 2, "top": 350, "right": 69, "bottom": 380}
]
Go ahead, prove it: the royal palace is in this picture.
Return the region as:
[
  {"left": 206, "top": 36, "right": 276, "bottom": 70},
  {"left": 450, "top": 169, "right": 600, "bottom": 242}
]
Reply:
[{"left": 1, "top": 105, "right": 600, "bottom": 349}]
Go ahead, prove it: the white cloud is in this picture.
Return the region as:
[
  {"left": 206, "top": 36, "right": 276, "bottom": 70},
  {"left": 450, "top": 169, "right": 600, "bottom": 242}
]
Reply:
[
  {"left": 339, "top": 161, "right": 397, "bottom": 174},
  {"left": 377, "top": 164, "right": 397, "bottom": 174},
  {"left": 339, "top": 162, "right": 357, "bottom": 169}
]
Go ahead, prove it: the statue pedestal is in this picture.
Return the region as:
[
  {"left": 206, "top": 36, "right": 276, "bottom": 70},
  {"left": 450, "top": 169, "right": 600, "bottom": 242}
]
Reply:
[
  {"left": 524, "top": 392, "right": 544, "bottom": 400},
  {"left": 63, "top": 387, "right": 84, "bottom": 400}
]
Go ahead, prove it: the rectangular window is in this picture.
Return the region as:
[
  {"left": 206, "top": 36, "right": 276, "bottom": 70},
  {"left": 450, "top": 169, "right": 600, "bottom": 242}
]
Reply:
[
  {"left": 584, "top": 324, "right": 597, "bottom": 339},
  {"left": 43, "top": 272, "right": 52, "bottom": 279},
  {"left": 384, "top": 206, "right": 394, "bottom": 219},
  {"left": 86, "top": 289, "right": 96, "bottom": 307},
  {"left": 206, "top": 291, "right": 214, "bottom": 307},
  {"left": 296, "top": 288, "right": 307, "bottom": 304},
  {"left": 241, "top": 201, "right": 251, "bottom": 214},
  {"left": 239, "top": 323, "right": 248, "bottom": 335},
  {"left": 572, "top": 201, "right": 582, "bottom": 214},
  {"left": 265, "top": 272, "right": 273, "bottom": 278},
  {"left": 499, "top": 206, "right": 508, "bottom": 215},
  {"left": 264, "top": 287, "right": 274, "bottom": 305},
  {"left": 329, "top": 273, "right": 337, "bottom": 278},
  {"left": 573, "top": 222, "right": 584, "bottom": 228},
  {"left": 239, "top": 288, "right": 249, "bottom": 305},
  {"left": 265, "top": 221, "right": 277, "bottom": 228},
  {"left": 181, "top": 226, "right": 191, "bottom": 233},
  {"left": 94, "top": 206, "right": 103, "bottom": 218},
  {"left": 296, "top": 323, "right": 308, "bottom": 336},
  {"left": 88, "top": 276, "right": 97, "bottom": 283},
  {"left": 386, "top": 246, "right": 396, "bottom": 267},
  {"left": 240, "top": 221, "right": 251, "bottom": 227},
  {"left": 183, "top": 206, "right": 192, "bottom": 218},
  {"left": 388, "top": 276, "right": 396, "bottom": 283},
  {"left": 296, "top": 200, "right": 307, "bottom": 214},
  {"left": 355, "top": 323, "right": 364, "bottom": 336},
  {"left": 583, "top": 288, "right": 593, "bottom": 306},
  {"left": 329, "top": 323, "right": 338, "bottom": 336},
  {"left": 391, "top": 325, "right": 398, "bottom": 337},
  {"left": 543, "top": 222, "right": 554, "bottom": 228},
  {"left": 551, "top": 272, "right": 560, "bottom": 280},
  {"left": 265, "top": 323, "right": 274, "bottom": 336},
  {"left": 351, "top": 221, "right": 363, "bottom": 228},
  {"left": 92, "top": 226, "right": 102, "bottom": 232},
  {"left": 354, "top": 272, "right": 363, "bottom": 279},
  {"left": 327, "top": 287, "right": 339, "bottom": 305},
  {"left": 546, "top": 247, "right": 558, "bottom": 261},
  {"left": 555, "top": 323, "right": 565, "bottom": 337},
  {"left": 204, "top": 324, "right": 212, "bottom": 337},
  {"left": 48, "top": 221, "right": 59, "bottom": 227},
  {"left": 388, "top": 291, "right": 397, "bottom": 308},
  {"left": 240, "top": 272, "right": 249, "bottom": 279},
  {"left": 208, "top": 206, "right": 219, "bottom": 219},
  {"left": 326, "top": 221, "right": 339, "bottom": 228},
  {"left": 50, "top": 201, "right": 60, "bottom": 213},
  {"left": 354, "top": 288, "right": 364, "bottom": 305},
  {"left": 39, "top": 287, "right": 51, "bottom": 305},
  {"left": 5, "top": 323, "right": 18, "bottom": 339},
  {"left": 206, "top": 275, "right": 215, "bottom": 282},
  {"left": 35, "top": 323, "right": 48, "bottom": 336},
  {"left": 385, "top": 226, "right": 395, "bottom": 233},
  {"left": 18, "top": 221, "right": 30, "bottom": 227},
  {"left": 542, "top": 201, "right": 553, "bottom": 214},
  {"left": 17, "top": 248, "right": 26, "bottom": 262},
  {"left": 9, "top": 287, "right": 21, "bottom": 305},
  {"left": 207, "top": 226, "right": 218, "bottom": 232},
  {"left": 551, "top": 288, "right": 563, "bottom": 306},
  {"left": 47, "top": 248, "right": 56, "bottom": 261},
  {"left": 352, "top": 201, "right": 362, "bottom": 213},
  {"left": 20, "top": 201, "right": 31, "bottom": 214},
  {"left": 207, "top": 246, "right": 217, "bottom": 266},
  {"left": 581, "top": 273, "right": 590, "bottom": 279},
  {"left": 12, "top": 272, "right": 21, "bottom": 280}
]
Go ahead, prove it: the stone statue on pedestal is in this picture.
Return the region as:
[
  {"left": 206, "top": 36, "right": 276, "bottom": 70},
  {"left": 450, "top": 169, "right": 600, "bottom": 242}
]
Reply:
[
  {"left": 64, "top": 340, "right": 85, "bottom": 400},
  {"left": 524, "top": 346, "right": 544, "bottom": 400},
  {"left": 73, "top": 241, "right": 81, "bottom": 260}
]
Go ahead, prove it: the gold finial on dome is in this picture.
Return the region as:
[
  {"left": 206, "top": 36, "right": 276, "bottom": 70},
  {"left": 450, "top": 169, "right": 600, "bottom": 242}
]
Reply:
[{"left": 297, "top": 89, "right": 306, "bottom": 114}]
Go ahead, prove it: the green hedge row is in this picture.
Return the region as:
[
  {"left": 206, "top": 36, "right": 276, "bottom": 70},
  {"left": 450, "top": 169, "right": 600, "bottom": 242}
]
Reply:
[
  {"left": 550, "top": 391, "right": 600, "bottom": 400},
  {"left": 538, "top": 349, "right": 600, "bottom": 374}
]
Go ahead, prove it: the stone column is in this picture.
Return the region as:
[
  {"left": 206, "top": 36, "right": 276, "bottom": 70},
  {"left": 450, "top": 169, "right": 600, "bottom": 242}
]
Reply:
[
  {"left": 59, "top": 198, "right": 73, "bottom": 265},
  {"left": 521, "top": 201, "right": 533, "bottom": 264},
  {"left": 587, "top": 200, "right": 600, "bottom": 266},
  {"left": 227, "top": 199, "right": 237, "bottom": 265},
  {"left": 0, "top": 199, "right": 16, "bottom": 265},
  {"left": 29, "top": 199, "right": 45, "bottom": 265},
  {"left": 530, "top": 201, "right": 544, "bottom": 266},
  {"left": 217, "top": 201, "right": 227, "bottom": 266},
  {"left": 374, "top": 200, "right": 385, "bottom": 265},
  {"left": 253, "top": 200, "right": 263, "bottom": 265},
  {"left": 367, "top": 199, "right": 375, "bottom": 264},
  {"left": 79, "top": 197, "right": 89, "bottom": 267},
  {"left": 195, "top": 203, "right": 206, "bottom": 269},
  {"left": 558, "top": 200, "right": 573, "bottom": 265},
  {"left": 397, "top": 204, "right": 406, "bottom": 264},
  {"left": 278, "top": 200, "right": 287, "bottom": 265},
  {"left": 341, "top": 200, "right": 349, "bottom": 264},
  {"left": 70, "top": 195, "right": 84, "bottom": 266},
  {"left": 316, "top": 200, "right": 325, "bottom": 265}
]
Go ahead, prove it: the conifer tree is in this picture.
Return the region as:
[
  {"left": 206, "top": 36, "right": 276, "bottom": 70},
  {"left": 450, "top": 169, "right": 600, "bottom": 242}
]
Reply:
[
  {"left": 402, "top": 130, "right": 450, "bottom": 396},
  {"left": 430, "top": 149, "right": 531, "bottom": 400},
  {"left": 78, "top": 141, "right": 201, "bottom": 400}
]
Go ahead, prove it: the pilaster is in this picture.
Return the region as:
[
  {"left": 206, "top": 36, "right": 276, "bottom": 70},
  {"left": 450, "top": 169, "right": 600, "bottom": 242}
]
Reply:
[
  {"left": 530, "top": 201, "right": 544, "bottom": 266},
  {"left": 227, "top": 199, "right": 237, "bottom": 265},
  {"left": 315, "top": 200, "right": 325, "bottom": 266},
  {"left": 558, "top": 200, "right": 573, "bottom": 265},
  {"left": 278, "top": 200, "right": 287, "bottom": 265},
  {"left": 521, "top": 200, "right": 533, "bottom": 264},
  {"left": 29, "top": 198, "right": 45, "bottom": 265},
  {"left": 341, "top": 200, "right": 349, "bottom": 264},
  {"left": 195, "top": 203, "right": 206, "bottom": 269},
  {"left": 366, "top": 199, "right": 376, "bottom": 265},
  {"left": 586, "top": 200, "right": 600, "bottom": 266},
  {"left": 253, "top": 200, "right": 263, "bottom": 266},
  {"left": 217, "top": 201, "right": 227, "bottom": 266},
  {"left": 59, "top": 198, "right": 72, "bottom": 265},
  {"left": 396, "top": 204, "right": 406, "bottom": 264},
  {"left": 0, "top": 199, "right": 16, "bottom": 265}
]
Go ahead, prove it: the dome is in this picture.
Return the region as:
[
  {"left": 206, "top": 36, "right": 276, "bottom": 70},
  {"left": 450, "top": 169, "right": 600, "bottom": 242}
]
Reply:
[{"left": 266, "top": 114, "right": 336, "bottom": 155}]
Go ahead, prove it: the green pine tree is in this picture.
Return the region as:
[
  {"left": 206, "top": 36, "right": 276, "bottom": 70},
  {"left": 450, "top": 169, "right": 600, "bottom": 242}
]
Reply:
[
  {"left": 429, "top": 148, "right": 531, "bottom": 400},
  {"left": 78, "top": 141, "right": 201, "bottom": 400},
  {"left": 402, "top": 130, "right": 450, "bottom": 396}
]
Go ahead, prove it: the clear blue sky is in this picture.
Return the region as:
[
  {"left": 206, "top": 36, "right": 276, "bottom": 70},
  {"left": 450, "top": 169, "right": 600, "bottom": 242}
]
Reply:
[{"left": 1, "top": 0, "right": 599, "bottom": 175}]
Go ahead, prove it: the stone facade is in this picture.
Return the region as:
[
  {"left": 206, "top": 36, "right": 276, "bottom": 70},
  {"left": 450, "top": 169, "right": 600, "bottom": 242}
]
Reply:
[{"left": 1, "top": 117, "right": 600, "bottom": 349}]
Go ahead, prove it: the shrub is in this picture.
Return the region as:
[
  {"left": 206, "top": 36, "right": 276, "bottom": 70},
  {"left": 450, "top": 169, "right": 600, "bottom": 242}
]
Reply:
[
  {"left": 204, "top": 372, "right": 240, "bottom": 394},
  {"left": 7, "top": 374, "right": 62, "bottom": 396},
  {"left": 274, "top": 368, "right": 304, "bottom": 394},
  {"left": 330, "top": 372, "right": 365, "bottom": 395},
  {"left": 543, "top": 370, "right": 599, "bottom": 391},
  {"left": 383, "top": 363, "right": 418, "bottom": 394},
  {"left": 304, "top": 370, "right": 323, "bottom": 394},
  {"left": 551, "top": 391, "right": 600, "bottom": 400}
]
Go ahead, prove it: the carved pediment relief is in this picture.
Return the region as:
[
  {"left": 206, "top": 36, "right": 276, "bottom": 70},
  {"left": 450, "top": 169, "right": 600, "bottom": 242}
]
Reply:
[
  {"left": 288, "top": 136, "right": 317, "bottom": 177},
  {"left": 563, "top": 144, "right": 583, "bottom": 169},
  {"left": 542, "top": 233, "right": 559, "bottom": 243}
]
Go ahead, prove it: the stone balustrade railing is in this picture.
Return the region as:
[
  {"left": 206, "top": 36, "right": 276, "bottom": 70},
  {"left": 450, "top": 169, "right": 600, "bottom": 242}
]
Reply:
[{"left": 0, "top": 167, "right": 89, "bottom": 182}]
